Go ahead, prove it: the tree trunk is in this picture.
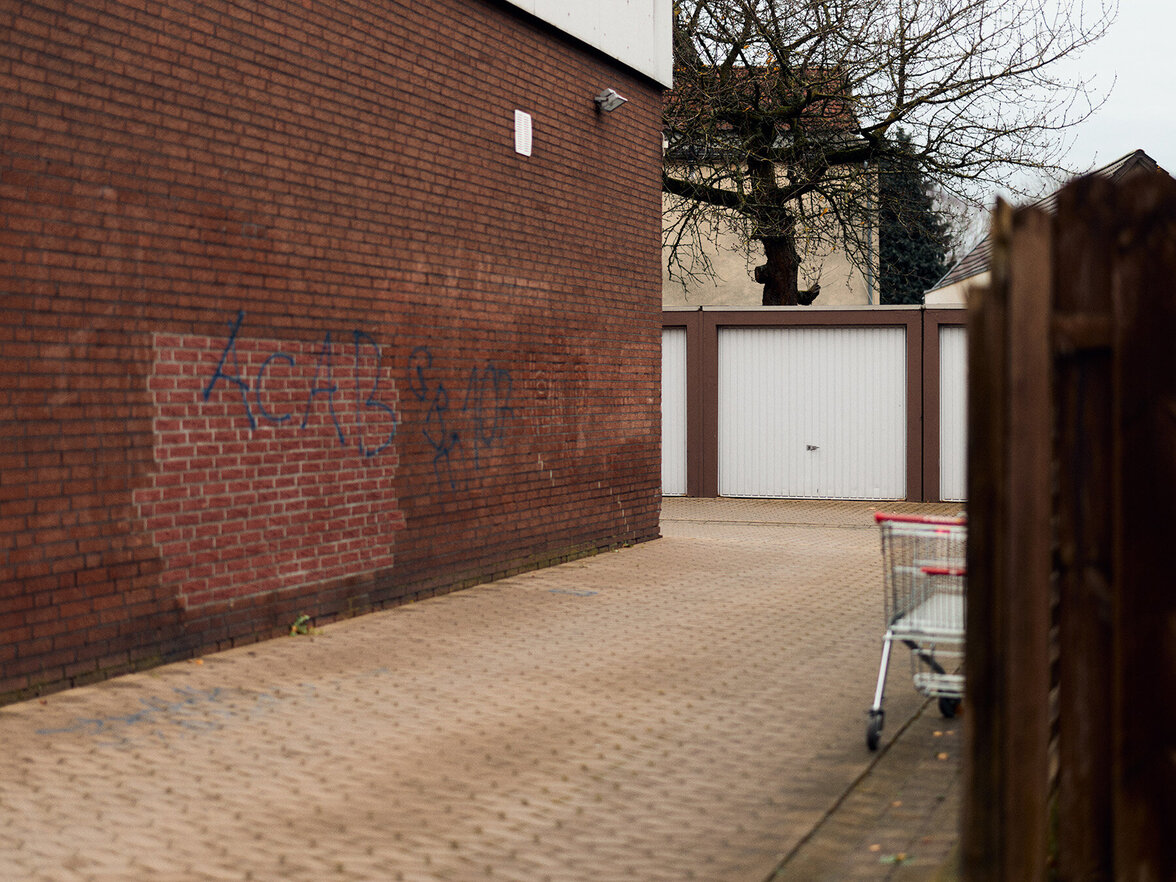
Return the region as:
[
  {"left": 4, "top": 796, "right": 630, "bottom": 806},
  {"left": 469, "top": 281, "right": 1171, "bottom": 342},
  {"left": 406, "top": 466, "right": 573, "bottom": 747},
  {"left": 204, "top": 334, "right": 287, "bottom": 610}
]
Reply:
[{"left": 756, "top": 235, "right": 801, "bottom": 305}]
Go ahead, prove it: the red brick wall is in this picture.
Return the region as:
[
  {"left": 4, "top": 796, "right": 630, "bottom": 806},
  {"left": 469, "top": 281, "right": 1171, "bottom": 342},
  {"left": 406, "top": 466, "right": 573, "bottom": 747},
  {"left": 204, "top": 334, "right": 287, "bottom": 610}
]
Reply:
[{"left": 0, "top": 0, "right": 663, "bottom": 700}]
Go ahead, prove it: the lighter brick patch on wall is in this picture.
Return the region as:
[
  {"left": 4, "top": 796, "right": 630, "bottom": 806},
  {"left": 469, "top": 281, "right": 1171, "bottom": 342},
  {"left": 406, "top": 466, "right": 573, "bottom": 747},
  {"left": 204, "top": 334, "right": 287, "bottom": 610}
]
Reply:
[{"left": 135, "top": 326, "right": 405, "bottom": 610}]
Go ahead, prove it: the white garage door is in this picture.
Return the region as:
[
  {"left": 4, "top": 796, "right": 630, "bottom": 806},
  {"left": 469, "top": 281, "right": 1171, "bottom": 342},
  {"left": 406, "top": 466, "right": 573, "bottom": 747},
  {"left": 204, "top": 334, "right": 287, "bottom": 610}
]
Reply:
[
  {"left": 661, "top": 328, "right": 688, "bottom": 496},
  {"left": 939, "top": 326, "right": 968, "bottom": 502},
  {"left": 718, "top": 326, "right": 907, "bottom": 499}
]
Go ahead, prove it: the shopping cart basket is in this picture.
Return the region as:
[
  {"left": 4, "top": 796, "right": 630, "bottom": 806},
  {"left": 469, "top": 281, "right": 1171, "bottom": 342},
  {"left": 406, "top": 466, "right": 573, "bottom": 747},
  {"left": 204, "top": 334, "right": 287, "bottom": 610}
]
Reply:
[{"left": 866, "top": 512, "right": 967, "bottom": 751}]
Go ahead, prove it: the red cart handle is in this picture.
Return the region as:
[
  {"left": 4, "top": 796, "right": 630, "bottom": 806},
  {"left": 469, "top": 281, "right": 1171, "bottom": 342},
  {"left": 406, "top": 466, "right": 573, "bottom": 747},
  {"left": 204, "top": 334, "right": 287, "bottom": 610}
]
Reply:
[
  {"left": 875, "top": 512, "right": 966, "bottom": 527},
  {"left": 921, "top": 565, "right": 967, "bottom": 576}
]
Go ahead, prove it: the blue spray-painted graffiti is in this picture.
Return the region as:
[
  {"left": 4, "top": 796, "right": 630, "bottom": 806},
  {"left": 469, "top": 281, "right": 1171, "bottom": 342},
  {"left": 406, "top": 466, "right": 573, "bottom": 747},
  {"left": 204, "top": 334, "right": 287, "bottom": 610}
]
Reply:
[
  {"left": 202, "top": 311, "right": 396, "bottom": 458},
  {"left": 408, "top": 346, "right": 514, "bottom": 492},
  {"left": 37, "top": 685, "right": 272, "bottom": 749},
  {"left": 199, "top": 313, "right": 515, "bottom": 485},
  {"left": 36, "top": 673, "right": 392, "bottom": 750}
]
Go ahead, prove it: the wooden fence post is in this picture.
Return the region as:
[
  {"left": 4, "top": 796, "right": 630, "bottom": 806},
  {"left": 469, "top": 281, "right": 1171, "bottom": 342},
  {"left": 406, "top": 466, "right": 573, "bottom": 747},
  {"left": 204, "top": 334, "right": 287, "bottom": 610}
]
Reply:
[
  {"left": 963, "top": 200, "right": 1053, "bottom": 880},
  {"left": 1001, "top": 203, "right": 1054, "bottom": 880},
  {"left": 1053, "top": 177, "right": 1116, "bottom": 880},
  {"left": 961, "top": 211, "right": 1007, "bottom": 879},
  {"left": 1110, "top": 177, "right": 1176, "bottom": 881}
]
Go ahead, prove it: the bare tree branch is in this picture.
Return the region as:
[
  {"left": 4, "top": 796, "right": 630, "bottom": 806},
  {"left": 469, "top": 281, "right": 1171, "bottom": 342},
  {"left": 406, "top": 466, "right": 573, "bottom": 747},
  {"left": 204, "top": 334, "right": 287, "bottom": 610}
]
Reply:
[{"left": 664, "top": 0, "right": 1118, "bottom": 304}]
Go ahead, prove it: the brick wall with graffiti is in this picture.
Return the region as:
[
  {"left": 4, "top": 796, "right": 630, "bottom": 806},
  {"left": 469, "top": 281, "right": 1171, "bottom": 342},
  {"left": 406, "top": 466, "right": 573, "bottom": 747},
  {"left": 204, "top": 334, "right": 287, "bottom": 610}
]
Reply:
[{"left": 0, "top": 0, "right": 663, "bottom": 700}]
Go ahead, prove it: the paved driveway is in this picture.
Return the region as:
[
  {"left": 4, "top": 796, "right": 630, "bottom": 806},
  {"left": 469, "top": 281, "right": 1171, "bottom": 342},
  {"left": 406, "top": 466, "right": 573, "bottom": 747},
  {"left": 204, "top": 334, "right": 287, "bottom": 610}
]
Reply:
[{"left": 0, "top": 498, "right": 958, "bottom": 881}]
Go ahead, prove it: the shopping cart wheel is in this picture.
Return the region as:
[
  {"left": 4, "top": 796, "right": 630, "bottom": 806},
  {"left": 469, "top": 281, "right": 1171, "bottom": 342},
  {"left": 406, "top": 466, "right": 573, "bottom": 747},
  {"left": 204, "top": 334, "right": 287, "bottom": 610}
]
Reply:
[
  {"left": 938, "top": 697, "right": 960, "bottom": 718},
  {"left": 866, "top": 711, "right": 883, "bottom": 751}
]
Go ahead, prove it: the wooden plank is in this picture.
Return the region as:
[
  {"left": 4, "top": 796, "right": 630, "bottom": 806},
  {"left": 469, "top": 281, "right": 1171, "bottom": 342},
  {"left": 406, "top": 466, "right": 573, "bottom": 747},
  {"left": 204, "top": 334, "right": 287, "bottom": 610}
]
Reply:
[
  {"left": 961, "top": 203, "right": 1010, "bottom": 881},
  {"left": 1111, "top": 176, "right": 1176, "bottom": 880},
  {"left": 1051, "top": 313, "right": 1112, "bottom": 354},
  {"left": 963, "top": 200, "right": 1054, "bottom": 881},
  {"left": 1000, "top": 205, "right": 1053, "bottom": 881},
  {"left": 1052, "top": 177, "right": 1116, "bottom": 881}
]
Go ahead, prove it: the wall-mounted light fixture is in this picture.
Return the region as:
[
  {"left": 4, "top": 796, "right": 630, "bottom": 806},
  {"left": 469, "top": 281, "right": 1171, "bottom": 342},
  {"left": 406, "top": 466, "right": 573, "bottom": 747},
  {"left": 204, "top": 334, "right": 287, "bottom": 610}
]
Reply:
[{"left": 594, "top": 88, "right": 627, "bottom": 113}]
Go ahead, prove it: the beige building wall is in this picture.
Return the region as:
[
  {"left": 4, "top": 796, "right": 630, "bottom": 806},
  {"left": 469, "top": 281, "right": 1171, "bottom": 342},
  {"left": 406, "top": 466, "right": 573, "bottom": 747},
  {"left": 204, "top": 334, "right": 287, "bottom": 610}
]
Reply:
[
  {"left": 923, "top": 271, "right": 987, "bottom": 307},
  {"left": 662, "top": 197, "right": 879, "bottom": 308}
]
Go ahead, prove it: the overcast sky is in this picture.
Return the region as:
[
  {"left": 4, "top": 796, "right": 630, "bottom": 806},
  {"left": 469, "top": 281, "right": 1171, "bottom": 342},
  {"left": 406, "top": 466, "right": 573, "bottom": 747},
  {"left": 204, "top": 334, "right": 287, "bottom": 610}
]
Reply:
[{"left": 1054, "top": 1, "right": 1176, "bottom": 174}]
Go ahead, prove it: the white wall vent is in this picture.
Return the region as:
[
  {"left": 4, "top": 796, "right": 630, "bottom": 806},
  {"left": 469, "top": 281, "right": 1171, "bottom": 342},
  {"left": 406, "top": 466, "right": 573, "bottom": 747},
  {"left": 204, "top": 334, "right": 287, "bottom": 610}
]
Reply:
[{"left": 514, "top": 110, "right": 532, "bottom": 157}]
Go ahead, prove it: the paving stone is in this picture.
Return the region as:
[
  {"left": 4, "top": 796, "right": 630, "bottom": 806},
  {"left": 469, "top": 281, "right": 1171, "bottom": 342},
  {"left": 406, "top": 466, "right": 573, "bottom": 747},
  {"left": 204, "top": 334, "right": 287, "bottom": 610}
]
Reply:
[{"left": 0, "top": 498, "right": 961, "bottom": 881}]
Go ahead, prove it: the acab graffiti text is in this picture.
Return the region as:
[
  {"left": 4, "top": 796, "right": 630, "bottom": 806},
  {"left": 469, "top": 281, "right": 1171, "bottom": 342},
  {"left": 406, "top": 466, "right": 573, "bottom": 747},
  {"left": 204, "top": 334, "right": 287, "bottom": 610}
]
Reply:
[
  {"left": 201, "top": 313, "right": 516, "bottom": 488},
  {"left": 203, "top": 310, "right": 396, "bottom": 458}
]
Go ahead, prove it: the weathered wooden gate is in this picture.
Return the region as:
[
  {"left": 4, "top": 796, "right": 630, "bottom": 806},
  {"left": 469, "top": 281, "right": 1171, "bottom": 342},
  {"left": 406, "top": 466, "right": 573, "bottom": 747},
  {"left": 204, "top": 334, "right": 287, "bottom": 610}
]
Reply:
[{"left": 963, "top": 174, "right": 1176, "bottom": 880}]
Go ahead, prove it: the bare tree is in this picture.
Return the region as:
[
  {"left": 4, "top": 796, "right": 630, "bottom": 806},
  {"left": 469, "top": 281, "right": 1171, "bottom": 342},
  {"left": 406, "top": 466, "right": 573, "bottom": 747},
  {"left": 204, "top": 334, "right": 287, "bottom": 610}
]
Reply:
[{"left": 664, "top": 0, "right": 1116, "bottom": 305}]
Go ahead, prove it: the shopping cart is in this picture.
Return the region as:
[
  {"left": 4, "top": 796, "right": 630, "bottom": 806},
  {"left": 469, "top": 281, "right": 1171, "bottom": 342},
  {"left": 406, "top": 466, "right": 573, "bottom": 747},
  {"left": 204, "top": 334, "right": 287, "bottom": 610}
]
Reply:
[{"left": 866, "top": 512, "right": 967, "bottom": 751}]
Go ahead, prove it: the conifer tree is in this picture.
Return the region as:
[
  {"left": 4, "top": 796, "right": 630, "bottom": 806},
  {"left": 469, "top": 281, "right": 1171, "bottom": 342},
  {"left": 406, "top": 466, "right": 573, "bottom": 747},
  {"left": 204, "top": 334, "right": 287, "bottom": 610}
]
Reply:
[{"left": 878, "top": 132, "right": 951, "bottom": 305}]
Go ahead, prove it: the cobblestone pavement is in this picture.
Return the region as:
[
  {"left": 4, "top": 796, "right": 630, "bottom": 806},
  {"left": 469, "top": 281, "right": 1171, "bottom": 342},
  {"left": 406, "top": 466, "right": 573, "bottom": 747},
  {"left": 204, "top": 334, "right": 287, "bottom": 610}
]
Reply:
[
  {"left": 768, "top": 702, "right": 963, "bottom": 881},
  {"left": 0, "top": 498, "right": 962, "bottom": 882}
]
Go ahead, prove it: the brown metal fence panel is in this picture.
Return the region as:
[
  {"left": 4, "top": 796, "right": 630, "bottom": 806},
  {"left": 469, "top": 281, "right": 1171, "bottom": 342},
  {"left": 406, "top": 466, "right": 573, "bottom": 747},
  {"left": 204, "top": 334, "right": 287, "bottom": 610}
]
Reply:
[{"left": 662, "top": 307, "right": 963, "bottom": 501}]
